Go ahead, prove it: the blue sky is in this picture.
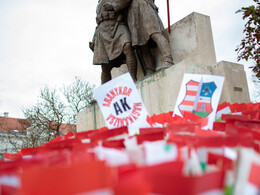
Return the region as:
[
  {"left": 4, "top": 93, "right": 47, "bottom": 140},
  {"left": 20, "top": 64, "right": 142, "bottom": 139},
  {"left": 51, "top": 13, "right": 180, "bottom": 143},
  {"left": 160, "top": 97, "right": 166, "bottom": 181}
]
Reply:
[{"left": 0, "top": 0, "right": 256, "bottom": 118}]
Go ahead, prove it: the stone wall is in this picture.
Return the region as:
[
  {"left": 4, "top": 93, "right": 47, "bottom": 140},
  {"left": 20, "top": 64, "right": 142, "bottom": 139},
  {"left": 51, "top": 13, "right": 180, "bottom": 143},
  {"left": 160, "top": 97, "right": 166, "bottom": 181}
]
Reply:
[{"left": 77, "top": 60, "right": 250, "bottom": 132}]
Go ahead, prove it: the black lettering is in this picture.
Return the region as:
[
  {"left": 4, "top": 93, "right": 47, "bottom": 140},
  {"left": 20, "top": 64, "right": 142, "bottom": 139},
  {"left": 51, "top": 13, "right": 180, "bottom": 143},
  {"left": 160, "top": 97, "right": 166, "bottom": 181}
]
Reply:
[
  {"left": 120, "top": 97, "right": 131, "bottom": 112},
  {"left": 113, "top": 102, "right": 123, "bottom": 115}
]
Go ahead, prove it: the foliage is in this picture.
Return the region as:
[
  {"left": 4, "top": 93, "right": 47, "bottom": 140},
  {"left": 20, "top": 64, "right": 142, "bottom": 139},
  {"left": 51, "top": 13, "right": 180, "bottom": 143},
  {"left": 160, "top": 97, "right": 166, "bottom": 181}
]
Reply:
[
  {"left": 6, "top": 77, "right": 95, "bottom": 151},
  {"left": 236, "top": 0, "right": 260, "bottom": 78}
]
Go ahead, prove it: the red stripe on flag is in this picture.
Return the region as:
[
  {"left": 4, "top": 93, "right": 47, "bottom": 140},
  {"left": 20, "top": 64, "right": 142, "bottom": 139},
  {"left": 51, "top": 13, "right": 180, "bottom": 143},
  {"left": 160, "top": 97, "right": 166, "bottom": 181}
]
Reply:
[
  {"left": 249, "top": 163, "right": 260, "bottom": 187},
  {"left": 196, "top": 102, "right": 211, "bottom": 113},
  {"left": 136, "top": 131, "right": 165, "bottom": 145},
  {"left": 187, "top": 80, "right": 200, "bottom": 86},
  {"left": 186, "top": 91, "right": 198, "bottom": 96},
  {"left": 181, "top": 100, "right": 195, "bottom": 106},
  {"left": 21, "top": 161, "right": 113, "bottom": 194}
]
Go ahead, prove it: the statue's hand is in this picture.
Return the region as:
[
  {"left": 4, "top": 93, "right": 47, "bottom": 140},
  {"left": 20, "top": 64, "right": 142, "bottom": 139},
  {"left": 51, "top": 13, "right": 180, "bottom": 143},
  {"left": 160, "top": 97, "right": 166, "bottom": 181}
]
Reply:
[
  {"left": 103, "top": 2, "right": 113, "bottom": 11},
  {"left": 89, "top": 42, "right": 94, "bottom": 51}
]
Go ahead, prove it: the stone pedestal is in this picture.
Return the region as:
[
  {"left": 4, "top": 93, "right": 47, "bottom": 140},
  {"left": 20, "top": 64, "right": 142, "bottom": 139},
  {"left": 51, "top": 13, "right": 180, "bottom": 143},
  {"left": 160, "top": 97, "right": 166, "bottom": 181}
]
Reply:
[
  {"left": 169, "top": 12, "right": 217, "bottom": 66},
  {"left": 76, "top": 12, "right": 250, "bottom": 132},
  {"left": 213, "top": 61, "right": 250, "bottom": 103}
]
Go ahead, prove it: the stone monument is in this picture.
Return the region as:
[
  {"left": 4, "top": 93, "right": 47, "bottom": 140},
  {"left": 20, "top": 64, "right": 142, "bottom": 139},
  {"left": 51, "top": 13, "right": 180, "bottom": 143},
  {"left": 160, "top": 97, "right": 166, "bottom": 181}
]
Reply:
[
  {"left": 77, "top": 12, "right": 250, "bottom": 132},
  {"left": 90, "top": 0, "right": 137, "bottom": 84},
  {"left": 90, "top": 0, "right": 174, "bottom": 84}
]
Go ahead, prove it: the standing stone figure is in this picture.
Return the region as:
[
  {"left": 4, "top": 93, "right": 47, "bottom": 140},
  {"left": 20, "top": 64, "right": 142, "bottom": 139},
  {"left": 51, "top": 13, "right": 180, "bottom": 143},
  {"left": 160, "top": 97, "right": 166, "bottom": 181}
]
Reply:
[
  {"left": 90, "top": 0, "right": 137, "bottom": 84},
  {"left": 127, "top": 0, "right": 174, "bottom": 74}
]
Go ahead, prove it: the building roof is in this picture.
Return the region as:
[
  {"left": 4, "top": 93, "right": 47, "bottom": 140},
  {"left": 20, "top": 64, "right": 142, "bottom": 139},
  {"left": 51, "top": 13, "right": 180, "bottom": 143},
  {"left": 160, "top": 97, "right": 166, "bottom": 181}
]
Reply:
[
  {"left": 0, "top": 117, "right": 76, "bottom": 135},
  {"left": 0, "top": 117, "right": 28, "bottom": 134},
  {"left": 59, "top": 123, "right": 76, "bottom": 134},
  {"left": 0, "top": 116, "right": 76, "bottom": 135}
]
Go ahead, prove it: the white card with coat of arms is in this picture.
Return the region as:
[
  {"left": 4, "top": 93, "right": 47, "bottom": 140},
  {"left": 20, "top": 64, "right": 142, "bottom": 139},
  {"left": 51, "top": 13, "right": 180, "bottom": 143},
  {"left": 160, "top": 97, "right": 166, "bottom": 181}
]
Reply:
[
  {"left": 173, "top": 74, "right": 225, "bottom": 130},
  {"left": 94, "top": 73, "right": 150, "bottom": 130}
]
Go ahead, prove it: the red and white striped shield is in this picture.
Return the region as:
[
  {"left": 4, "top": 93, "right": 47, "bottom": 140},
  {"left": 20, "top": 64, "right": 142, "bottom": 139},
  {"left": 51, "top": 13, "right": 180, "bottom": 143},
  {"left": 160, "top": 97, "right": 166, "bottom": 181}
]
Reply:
[
  {"left": 178, "top": 80, "right": 199, "bottom": 115},
  {"left": 178, "top": 80, "right": 216, "bottom": 117}
]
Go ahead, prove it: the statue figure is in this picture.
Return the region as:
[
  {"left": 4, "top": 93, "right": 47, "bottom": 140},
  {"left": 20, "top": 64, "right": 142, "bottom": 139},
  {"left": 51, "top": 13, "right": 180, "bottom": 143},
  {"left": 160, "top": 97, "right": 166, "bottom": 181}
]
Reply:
[
  {"left": 90, "top": 0, "right": 137, "bottom": 84},
  {"left": 126, "top": 0, "right": 174, "bottom": 74}
]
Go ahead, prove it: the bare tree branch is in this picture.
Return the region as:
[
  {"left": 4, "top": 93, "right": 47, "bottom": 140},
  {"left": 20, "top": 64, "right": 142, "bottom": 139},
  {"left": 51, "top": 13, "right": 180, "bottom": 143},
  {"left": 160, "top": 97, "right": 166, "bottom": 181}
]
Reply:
[{"left": 5, "top": 77, "right": 94, "bottom": 153}]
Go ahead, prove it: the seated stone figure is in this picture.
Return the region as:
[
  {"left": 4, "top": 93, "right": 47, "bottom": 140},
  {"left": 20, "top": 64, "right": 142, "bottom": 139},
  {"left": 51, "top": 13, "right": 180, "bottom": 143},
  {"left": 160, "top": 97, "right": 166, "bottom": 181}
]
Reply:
[
  {"left": 90, "top": 0, "right": 137, "bottom": 84},
  {"left": 127, "top": 0, "right": 174, "bottom": 74}
]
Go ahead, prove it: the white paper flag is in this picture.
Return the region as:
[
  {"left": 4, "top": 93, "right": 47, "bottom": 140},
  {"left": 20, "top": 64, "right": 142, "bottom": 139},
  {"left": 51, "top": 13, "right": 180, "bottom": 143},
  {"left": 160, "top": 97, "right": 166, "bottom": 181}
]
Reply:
[
  {"left": 143, "top": 141, "right": 177, "bottom": 166},
  {"left": 173, "top": 74, "right": 224, "bottom": 129},
  {"left": 94, "top": 73, "right": 150, "bottom": 130}
]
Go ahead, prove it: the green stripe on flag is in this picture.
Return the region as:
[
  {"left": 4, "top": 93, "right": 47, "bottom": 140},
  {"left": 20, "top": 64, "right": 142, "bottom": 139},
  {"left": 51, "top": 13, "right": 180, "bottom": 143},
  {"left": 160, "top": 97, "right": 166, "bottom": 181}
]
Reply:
[{"left": 194, "top": 111, "right": 210, "bottom": 118}]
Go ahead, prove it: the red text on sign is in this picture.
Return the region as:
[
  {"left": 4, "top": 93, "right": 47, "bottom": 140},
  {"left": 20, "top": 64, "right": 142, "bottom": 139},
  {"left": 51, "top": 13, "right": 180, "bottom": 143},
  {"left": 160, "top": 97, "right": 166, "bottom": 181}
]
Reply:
[
  {"left": 106, "top": 102, "right": 142, "bottom": 128},
  {"left": 103, "top": 87, "right": 132, "bottom": 107}
]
